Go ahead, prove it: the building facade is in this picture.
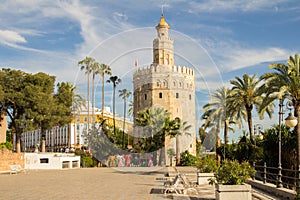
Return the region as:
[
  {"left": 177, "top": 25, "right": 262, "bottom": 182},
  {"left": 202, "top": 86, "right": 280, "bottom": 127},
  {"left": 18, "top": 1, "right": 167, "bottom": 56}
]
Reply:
[
  {"left": 20, "top": 106, "right": 133, "bottom": 152},
  {"left": 133, "top": 14, "right": 196, "bottom": 164}
]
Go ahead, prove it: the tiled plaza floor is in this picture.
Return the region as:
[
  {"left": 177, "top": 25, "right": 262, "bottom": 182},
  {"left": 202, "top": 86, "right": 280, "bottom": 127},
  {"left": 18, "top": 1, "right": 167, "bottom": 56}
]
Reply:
[{"left": 0, "top": 167, "right": 215, "bottom": 200}]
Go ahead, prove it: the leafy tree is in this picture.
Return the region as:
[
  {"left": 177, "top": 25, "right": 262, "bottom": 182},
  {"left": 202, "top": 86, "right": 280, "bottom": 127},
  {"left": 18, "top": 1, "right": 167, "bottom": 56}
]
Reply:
[
  {"left": 0, "top": 68, "right": 29, "bottom": 153},
  {"left": 118, "top": 89, "right": 131, "bottom": 148},
  {"left": 230, "top": 74, "right": 274, "bottom": 141},
  {"left": 107, "top": 76, "right": 121, "bottom": 136}
]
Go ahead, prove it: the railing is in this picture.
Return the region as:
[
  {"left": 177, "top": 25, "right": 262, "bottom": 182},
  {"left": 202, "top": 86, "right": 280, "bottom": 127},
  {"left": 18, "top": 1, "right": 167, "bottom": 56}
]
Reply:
[{"left": 253, "top": 162, "right": 299, "bottom": 190}]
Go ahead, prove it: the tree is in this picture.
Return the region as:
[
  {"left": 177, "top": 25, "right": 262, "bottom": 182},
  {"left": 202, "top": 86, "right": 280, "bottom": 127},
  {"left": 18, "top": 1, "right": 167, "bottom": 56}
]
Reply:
[
  {"left": 107, "top": 76, "right": 121, "bottom": 135},
  {"left": 230, "top": 74, "right": 274, "bottom": 141},
  {"left": 78, "top": 56, "right": 95, "bottom": 134},
  {"left": 90, "top": 61, "right": 100, "bottom": 129},
  {"left": 0, "top": 68, "right": 28, "bottom": 153},
  {"left": 135, "top": 107, "right": 182, "bottom": 165},
  {"left": 118, "top": 89, "right": 131, "bottom": 148},
  {"left": 99, "top": 64, "right": 112, "bottom": 118}
]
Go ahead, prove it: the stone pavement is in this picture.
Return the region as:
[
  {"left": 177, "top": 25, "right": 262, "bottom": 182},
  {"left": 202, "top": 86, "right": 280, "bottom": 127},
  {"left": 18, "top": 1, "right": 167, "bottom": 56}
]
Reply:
[{"left": 0, "top": 167, "right": 215, "bottom": 200}]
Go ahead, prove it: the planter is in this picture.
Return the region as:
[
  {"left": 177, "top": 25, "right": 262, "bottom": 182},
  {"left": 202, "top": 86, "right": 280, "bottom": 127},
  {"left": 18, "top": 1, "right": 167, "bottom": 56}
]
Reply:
[
  {"left": 197, "top": 172, "right": 214, "bottom": 185},
  {"left": 216, "top": 184, "right": 252, "bottom": 200}
]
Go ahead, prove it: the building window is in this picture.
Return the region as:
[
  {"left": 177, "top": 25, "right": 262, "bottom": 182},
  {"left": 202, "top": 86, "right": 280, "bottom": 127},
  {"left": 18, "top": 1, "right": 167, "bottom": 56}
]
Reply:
[
  {"left": 159, "top": 92, "right": 163, "bottom": 98},
  {"left": 189, "top": 94, "right": 192, "bottom": 100},
  {"left": 144, "top": 94, "right": 147, "bottom": 100},
  {"left": 40, "top": 158, "right": 49, "bottom": 164},
  {"left": 176, "top": 93, "right": 179, "bottom": 98}
]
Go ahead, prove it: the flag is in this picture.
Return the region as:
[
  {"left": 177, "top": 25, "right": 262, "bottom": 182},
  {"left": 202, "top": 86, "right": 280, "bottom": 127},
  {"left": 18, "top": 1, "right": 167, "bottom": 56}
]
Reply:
[{"left": 135, "top": 59, "right": 139, "bottom": 67}]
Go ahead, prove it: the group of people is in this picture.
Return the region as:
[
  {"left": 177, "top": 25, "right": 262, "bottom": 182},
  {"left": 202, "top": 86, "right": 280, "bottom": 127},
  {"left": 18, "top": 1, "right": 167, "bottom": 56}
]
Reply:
[{"left": 108, "top": 153, "right": 154, "bottom": 167}]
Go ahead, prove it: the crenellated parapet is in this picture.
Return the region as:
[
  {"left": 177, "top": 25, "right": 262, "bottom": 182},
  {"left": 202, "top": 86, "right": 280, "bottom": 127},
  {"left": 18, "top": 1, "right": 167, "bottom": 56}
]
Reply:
[{"left": 134, "top": 64, "right": 194, "bottom": 77}]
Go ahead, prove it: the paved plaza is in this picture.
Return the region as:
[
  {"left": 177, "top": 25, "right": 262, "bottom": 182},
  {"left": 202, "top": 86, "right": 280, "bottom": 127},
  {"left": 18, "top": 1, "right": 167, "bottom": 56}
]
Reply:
[{"left": 0, "top": 167, "right": 215, "bottom": 200}]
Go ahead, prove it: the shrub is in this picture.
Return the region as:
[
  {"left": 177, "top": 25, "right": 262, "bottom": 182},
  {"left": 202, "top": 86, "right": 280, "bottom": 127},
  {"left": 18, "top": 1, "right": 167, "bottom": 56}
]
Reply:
[
  {"left": 179, "top": 150, "right": 197, "bottom": 166},
  {"left": 0, "top": 142, "right": 12, "bottom": 150},
  {"left": 196, "top": 155, "right": 218, "bottom": 173},
  {"left": 209, "top": 160, "right": 255, "bottom": 185}
]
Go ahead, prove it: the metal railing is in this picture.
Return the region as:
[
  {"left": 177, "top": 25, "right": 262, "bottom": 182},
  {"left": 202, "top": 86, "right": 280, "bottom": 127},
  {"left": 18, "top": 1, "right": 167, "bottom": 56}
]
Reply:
[{"left": 253, "top": 162, "right": 299, "bottom": 190}]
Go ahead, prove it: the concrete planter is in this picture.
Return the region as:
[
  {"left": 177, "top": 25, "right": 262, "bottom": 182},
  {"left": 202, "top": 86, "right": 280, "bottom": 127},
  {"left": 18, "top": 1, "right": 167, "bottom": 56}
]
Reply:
[
  {"left": 216, "top": 184, "right": 251, "bottom": 200},
  {"left": 197, "top": 172, "right": 214, "bottom": 185}
]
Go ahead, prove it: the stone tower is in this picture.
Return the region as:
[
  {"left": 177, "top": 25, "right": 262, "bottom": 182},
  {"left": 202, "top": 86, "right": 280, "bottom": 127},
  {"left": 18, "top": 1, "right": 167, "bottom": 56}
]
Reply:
[{"left": 133, "top": 14, "right": 196, "bottom": 165}]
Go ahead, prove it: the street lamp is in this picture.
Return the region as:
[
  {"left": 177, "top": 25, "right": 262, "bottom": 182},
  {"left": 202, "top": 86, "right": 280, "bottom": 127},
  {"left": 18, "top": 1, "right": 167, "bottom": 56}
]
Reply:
[{"left": 283, "top": 101, "right": 299, "bottom": 196}]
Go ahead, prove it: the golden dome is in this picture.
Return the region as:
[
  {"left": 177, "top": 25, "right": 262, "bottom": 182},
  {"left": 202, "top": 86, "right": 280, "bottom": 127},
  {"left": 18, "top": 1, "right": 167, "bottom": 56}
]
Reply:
[{"left": 157, "top": 15, "right": 170, "bottom": 28}]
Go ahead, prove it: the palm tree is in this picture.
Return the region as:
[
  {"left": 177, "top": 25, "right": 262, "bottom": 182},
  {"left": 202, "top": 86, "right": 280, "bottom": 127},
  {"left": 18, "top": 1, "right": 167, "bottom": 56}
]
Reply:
[
  {"left": 118, "top": 89, "right": 131, "bottom": 148},
  {"left": 107, "top": 76, "right": 121, "bottom": 135},
  {"left": 71, "top": 85, "right": 86, "bottom": 146},
  {"left": 99, "top": 64, "right": 112, "bottom": 118},
  {"left": 78, "top": 56, "right": 95, "bottom": 134},
  {"left": 230, "top": 74, "right": 274, "bottom": 141},
  {"left": 261, "top": 54, "right": 300, "bottom": 181},
  {"left": 90, "top": 61, "right": 100, "bottom": 129},
  {"left": 201, "top": 87, "right": 241, "bottom": 153}
]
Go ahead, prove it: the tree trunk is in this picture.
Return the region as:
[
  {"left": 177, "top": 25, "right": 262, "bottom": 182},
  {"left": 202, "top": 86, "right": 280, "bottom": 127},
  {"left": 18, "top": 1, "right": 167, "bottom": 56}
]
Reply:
[
  {"left": 113, "top": 86, "right": 116, "bottom": 135},
  {"left": 16, "top": 133, "right": 21, "bottom": 153},
  {"left": 122, "top": 98, "right": 126, "bottom": 148},
  {"left": 87, "top": 64, "right": 90, "bottom": 135},
  {"left": 246, "top": 106, "right": 253, "bottom": 141},
  {"left": 224, "top": 119, "right": 229, "bottom": 144},
  {"left": 102, "top": 75, "right": 105, "bottom": 118},
  {"left": 92, "top": 74, "right": 95, "bottom": 130},
  {"left": 176, "top": 135, "right": 180, "bottom": 165}
]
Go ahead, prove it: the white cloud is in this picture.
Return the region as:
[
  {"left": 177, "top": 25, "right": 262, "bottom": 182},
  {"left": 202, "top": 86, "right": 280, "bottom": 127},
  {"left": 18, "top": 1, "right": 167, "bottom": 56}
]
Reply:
[
  {"left": 0, "top": 30, "right": 26, "bottom": 44},
  {"left": 188, "top": 0, "right": 292, "bottom": 13}
]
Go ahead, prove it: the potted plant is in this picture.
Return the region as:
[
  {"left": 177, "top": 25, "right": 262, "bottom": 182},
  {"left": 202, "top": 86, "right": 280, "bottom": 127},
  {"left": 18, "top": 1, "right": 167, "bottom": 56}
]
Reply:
[
  {"left": 209, "top": 160, "right": 255, "bottom": 200},
  {"left": 195, "top": 155, "right": 218, "bottom": 185}
]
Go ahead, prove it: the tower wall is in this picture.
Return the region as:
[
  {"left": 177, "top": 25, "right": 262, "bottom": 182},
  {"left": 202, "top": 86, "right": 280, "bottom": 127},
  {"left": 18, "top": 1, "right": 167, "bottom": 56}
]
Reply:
[{"left": 133, "top": 64, "right": 196, "bottom": 157}]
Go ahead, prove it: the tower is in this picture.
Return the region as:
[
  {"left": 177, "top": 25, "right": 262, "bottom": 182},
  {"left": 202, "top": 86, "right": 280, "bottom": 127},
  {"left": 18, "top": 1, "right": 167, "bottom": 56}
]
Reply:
[{"left": 133, "top": 14, "right": 196, "bottom": 165}]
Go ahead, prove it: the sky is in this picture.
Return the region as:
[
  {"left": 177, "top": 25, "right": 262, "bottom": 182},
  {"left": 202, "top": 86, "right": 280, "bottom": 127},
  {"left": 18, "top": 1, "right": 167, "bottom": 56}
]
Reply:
[{"left": 1, "top": 0, "right": 300, "bottom": 142}]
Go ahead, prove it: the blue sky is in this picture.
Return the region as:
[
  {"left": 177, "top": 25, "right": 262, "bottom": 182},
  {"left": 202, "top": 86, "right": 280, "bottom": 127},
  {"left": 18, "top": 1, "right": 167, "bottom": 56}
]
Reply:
[{"left": 1, "top": 0, "right": 300, "bottom": 142}]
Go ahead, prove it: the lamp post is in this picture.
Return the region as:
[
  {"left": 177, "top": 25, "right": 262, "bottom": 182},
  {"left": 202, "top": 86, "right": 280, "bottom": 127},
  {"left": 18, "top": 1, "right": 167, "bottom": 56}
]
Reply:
[
  {"left": 283, "top": 101, "right": 299, "bottom": 196},
  {"left": 277, "top": 99, "right": 284, "bottom": 188}
]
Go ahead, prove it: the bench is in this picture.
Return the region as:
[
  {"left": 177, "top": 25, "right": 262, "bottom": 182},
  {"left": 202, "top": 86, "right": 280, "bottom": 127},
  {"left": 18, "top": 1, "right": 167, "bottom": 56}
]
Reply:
[
  {"left": 180, "top": 174, "right": 198, "bottom": 195},
  {"left": 164, "top": 174, "right": 182, "bottom": 194},
  {"left": 9, "top": 165, "right": 25, "bottom": 175}
]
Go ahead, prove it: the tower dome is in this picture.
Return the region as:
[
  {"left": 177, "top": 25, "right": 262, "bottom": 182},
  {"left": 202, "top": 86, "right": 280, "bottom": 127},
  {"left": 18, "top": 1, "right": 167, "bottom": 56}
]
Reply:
[{"left": 157, "top": 14, "right": 170, "bottom": 29}]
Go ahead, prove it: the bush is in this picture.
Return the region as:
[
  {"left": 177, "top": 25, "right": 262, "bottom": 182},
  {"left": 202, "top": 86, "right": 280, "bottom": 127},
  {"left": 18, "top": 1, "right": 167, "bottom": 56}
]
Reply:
[
  {"left": 0, "top": 142, "right": 12, "bottom": 150},
  {"left": 196, "top": 155, "right": 218, "bottom": 173},
  {"left": 179, "top": 150, "right": 197, "bottom": 166},
  {"left": 209, "top": 160, "right": 255, "bottom": 185}
]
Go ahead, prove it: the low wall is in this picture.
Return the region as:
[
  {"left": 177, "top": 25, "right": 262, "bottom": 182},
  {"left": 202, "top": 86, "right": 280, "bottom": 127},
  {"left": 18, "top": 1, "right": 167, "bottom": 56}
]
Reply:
[
  {"left": 0, "top": 148, "right": 24, "bottom": 171},
  {"left": 25, "top": 153, "right": 80, "bottom": 169},
  {"left": 248, "top": 179, "right": 296, "bottom": 200}
]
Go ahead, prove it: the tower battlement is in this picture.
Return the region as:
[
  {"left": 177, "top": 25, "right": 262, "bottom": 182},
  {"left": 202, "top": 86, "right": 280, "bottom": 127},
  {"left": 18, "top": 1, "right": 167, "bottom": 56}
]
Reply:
[{"left": 134, "top": 64, "right": 194, "bottom": 77}]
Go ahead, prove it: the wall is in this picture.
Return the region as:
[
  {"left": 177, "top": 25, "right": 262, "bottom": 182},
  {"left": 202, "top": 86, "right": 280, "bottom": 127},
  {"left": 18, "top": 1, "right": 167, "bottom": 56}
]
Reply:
[{"left": 0, "top": 148, "right": 24, "bottom": 171}]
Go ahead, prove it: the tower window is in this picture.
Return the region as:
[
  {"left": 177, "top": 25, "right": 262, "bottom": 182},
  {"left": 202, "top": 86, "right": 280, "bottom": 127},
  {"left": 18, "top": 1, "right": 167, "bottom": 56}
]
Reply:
[
  {"left": 189, "top": 94, "right": 192, "bottom": 100},
  {"left": 176, "top": 93, "right": 179, "bottom": 98},
  {"left": 159, "top": 92, "right": 163, "bottom": 98},
  {"left": 144, "top": 94, "right": 147, "bottom": 100}
]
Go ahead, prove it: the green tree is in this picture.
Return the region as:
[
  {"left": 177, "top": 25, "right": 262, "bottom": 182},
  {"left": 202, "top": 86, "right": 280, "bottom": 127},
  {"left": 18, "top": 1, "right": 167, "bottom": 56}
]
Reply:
[
  {"left": 261, "top": 53, "right": 300, "bottom": 139},
  {"left": 78, "top": 56, "right": 95, "bottom": 134},
  {"left": 230, "top": 74, "right": 274, "bottom": 141},
  {"left": 118, "top": 89, "right": 131, "bottom": 148},
  {"left": 107, "top": 76, "right": 121, "bottom": 135}
]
